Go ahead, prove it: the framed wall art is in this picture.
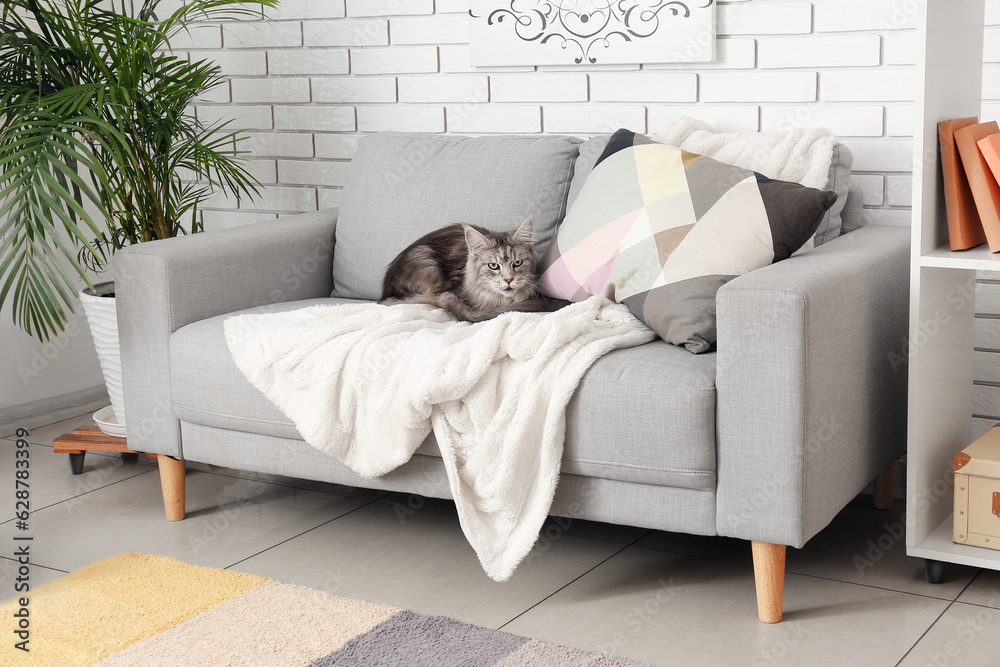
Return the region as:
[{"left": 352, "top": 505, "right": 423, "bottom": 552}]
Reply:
[{"left": 468, "top": 1, "right": 716, "bottom": 67}]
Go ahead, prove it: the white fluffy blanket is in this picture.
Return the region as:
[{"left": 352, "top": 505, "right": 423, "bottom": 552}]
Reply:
[
  {"left": 224, "top": 296, "right": 654, "bottom": 581},
  {"left": 653, "top": 117, "right": 835, "bottom": 189}
]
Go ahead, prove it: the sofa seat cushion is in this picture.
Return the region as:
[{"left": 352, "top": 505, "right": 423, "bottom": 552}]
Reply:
[{"left": 171, "top": 300, "right": 718, "bottom": 490}]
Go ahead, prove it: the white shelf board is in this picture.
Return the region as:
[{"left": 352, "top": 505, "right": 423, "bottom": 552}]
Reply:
[
  {"left": 908, "top": 511, "right": 1000, "bottom": 570},
  {"left": 921, "top": 243, "right": 1000, "bottom": 271}
]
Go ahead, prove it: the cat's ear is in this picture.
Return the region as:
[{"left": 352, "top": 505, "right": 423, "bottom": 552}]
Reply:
[
  {"left": 463, "top": 225, "right": 491, "bottom": 256},
  {"left": 513, "top": 217, "right": 534, "bottom": 246}
]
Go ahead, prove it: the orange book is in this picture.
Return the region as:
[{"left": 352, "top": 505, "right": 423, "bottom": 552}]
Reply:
[
  {"left": 979, "top": 133, "right": 1000, "bottom": 188},
  {"left": 939, "top": 117, "right": 985, "bottom": 250},
  {"left": 954, "top": 121, "right": 1000, "bottom": 252}
]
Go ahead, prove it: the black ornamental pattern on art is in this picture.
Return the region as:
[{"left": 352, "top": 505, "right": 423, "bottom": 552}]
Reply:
[{"left": 470, "top": 0, "right": 715, "bottom": 64}]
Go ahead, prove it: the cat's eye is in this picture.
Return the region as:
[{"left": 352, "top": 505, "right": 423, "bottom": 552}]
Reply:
[
  {"left": 512, "top": 260, "right": 523, "bottom": 268},
  {"left": 488, "top": 262, "right": 500, "bottom": 270}
]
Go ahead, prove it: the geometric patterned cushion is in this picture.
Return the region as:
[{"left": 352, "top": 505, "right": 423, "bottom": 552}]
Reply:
[{"left": 538, "top": 129, "right": 837, "bottom": 353}]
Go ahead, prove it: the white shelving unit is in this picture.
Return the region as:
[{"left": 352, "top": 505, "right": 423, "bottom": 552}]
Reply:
[{"left": 906, "top": 0, "right": 1000, "bottom": 573}]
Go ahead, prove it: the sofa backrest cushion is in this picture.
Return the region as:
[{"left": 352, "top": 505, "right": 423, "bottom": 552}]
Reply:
[
  {"left": 839, "top": 184, "right": 866, "bottom": 235},
  {"left": 567, "top": 132, "right": 854, "bottom": 246},
  {"left": 332, "top": 132, "right": 581, "bottom": 301}
]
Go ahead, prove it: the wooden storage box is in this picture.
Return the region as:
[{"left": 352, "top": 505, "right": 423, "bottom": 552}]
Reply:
[{"left": 954, "top": 426, "right": 1000, "bottom": 550}]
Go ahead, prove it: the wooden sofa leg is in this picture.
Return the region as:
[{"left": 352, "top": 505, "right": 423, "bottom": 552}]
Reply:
[
  {"left": 155, "top": 455, "right": 186, "bottom": 521},
  {"left": 872, "top": 461, "right": 897, "bottom": 510},
  {"left": 751, "top": 541, "right": 786, "bottom": 623}
]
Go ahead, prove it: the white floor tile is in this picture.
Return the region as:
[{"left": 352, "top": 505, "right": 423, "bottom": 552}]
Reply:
[
  {"left": 233, "top": 500, "right": 625, "bottom": 629},
  {"left": 0, "top": 438, "right": 154, "bottom": 521},
  {"left": 502, "top": 545, "right": 950, "bottom": 667},
  {"left": 958, "top": 569, "right": 1000, "bottom": 609},
  {"left": 0, "top": 467, "right": 371, "bottom": 572},
  {"left": 897, "top": 602, "right": 1000, "bottom": 667}
]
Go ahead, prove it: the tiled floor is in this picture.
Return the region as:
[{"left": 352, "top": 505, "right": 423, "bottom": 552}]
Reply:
[{"left": 5, "top": 413, "right": 1000, "bottom": 666}]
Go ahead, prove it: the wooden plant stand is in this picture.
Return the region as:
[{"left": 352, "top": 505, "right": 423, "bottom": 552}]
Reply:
[
  {"left": 53, "top": 424, "right": 140, "bottom": 475},
  {"left": 53, "top": 424, "right": 186, "bottom": 521}
]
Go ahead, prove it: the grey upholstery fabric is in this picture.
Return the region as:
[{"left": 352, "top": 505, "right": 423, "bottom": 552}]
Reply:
[
  {"left": 172, "top": 301, "right": 718, "bottom": 489},
  {"left": 114, "top": 130, "right": 913, "bottom": 552},
  {"left": 567, "top": 135, "right": 610, "bottom": 210},
  {"left": 179, "top": 421, "right": 718, "bottom": 536},
  {"left": 115, "top": 210, "right": 339, "bottom": 456},
  {"left": 181, "top": 421, "right": 456, "bottom": 499},
  {"left": 715, "top": 224, "right": 909, "bottom": 548},
  {"left": 333, "top": 133, "right": 581, "bottom": 300},
  {"left": 171, "top": 298, "right": 362, "bottom": 439},
  {"left": 567, "top": 135, "right": 854, "bottom": 245},
  {"left": 815, "top": 143, "right": 853, "bottom": 244},
  {"left": 839, "top": 185, "right": 866, "bottom": 235}
]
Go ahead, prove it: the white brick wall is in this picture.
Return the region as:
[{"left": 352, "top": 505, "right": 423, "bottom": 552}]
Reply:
[
  {"left": 230, "top": 77, "right": 310, "bottom": 103},
  {"left": 718, "top": 3, "right": 812, "bottom": 35},
  {"left": 590, "top": 73, "right": 697, "bottom": 103},
  {"left": 269, "top": 49, "right": 349, "bottom": 75},
  {"left": 399, "top": 75, "right": 487, "bottom": 103},
  {"left": 274, "top": 106, "right": 354, "bottom": 131},
  {"left": 760, "top": 105, "right": 883, "bottom": 137},
  {"left": 351, "top": 46, "right": 437, "bottom": 74},
  {"left": 490, "top": 74, "right": 587, "bottom": 103},
  {"left": 389, "top": 15, "right": 469, "bottom": 45},
  {"left": 646, "top": 38, "right": 756, "bottom": 70},
  {"left": 197, "top": 104, "right": 272, "bottom": 130},
  {"left": 356, "top": 105, "right": 444, "bottom": 132},
  {"left": 314, "top": 134, "right": 361, "bottom": 159},
  {"left": 242, "top": 132, "right": 314, "bottom": 158},
  {"left": 813, "top": 0, "right": 917, "bottom": 32},
  {"left": 178, "top": 0, "right": 998, "bottom": 237},
  {"left": 701, "top": 71, "right": 817, "bottom": 102},
  {"left": 545, "top": 105, "right": 647, "bottom": 135},
  {"left": 347, "top": 0, "right": 432, "bottom": 17},
  {"left": 223, "top": 22, "right": 301, "bottom": 48},
  {"left": 822, "top": 71, "right": 916, "bottom": 103},
  {"left": 649, "top": 105, "right": 759, "bottom": 133},
  {"left": 190, "top": 50, "right": 267, "bottom": 76},
  {"left": 169, "top": 25, "right": 221, "bottom": 49},
  {"left": 758, "top": 35, "right": 881, "bottom": 69},
  {"left": 265, "top": 0, "right": 345, "bottom": 20},
  {"left": 313, "top": 77, "right": 397, "bottom": 103},
  {"left": 277, "top": 159, "right": 351, "bottom": 186},
  {"left": 448, "top": 104, "right": 540, "bottom": 134}
]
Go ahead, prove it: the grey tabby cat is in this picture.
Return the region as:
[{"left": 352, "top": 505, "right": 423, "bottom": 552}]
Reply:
[{"left": 380, "top": 217, "right": 549, "bottom": 322}]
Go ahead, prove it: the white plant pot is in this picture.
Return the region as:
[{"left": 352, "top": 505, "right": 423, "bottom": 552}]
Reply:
[{"left": 80, "top": 281, "right": 127, "bottom": 437}]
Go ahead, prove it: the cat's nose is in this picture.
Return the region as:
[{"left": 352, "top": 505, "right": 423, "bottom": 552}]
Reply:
[{"left": 504, "top": 278, "right": 513, "bottom": 284}]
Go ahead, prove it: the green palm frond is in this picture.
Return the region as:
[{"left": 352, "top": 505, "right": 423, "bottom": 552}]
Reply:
[{"left": 0, "top": 0, "right": 278, "bottom": 340}]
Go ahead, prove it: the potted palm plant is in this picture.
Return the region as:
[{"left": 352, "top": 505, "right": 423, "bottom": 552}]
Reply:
[{"left": 0, "top": 0, "right": 276, "bottom": 434}]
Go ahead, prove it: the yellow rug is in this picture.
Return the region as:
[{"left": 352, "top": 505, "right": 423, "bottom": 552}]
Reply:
[{"left": 0, "top": 553, "right": 645, "bottom": 666}]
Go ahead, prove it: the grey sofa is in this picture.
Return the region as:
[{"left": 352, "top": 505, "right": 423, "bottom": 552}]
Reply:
[{"left": 115, "top": 132, "right": 909, "bottom": 624}]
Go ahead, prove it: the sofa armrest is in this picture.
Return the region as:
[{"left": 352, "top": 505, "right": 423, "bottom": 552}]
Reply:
[
  {"left": 115, "top": 209, "right": 338, "bottom": 456},
  {"left": 715, "top": 224, "right": 909, "bottom": 548}
]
